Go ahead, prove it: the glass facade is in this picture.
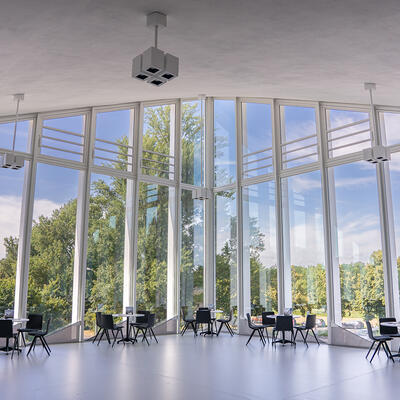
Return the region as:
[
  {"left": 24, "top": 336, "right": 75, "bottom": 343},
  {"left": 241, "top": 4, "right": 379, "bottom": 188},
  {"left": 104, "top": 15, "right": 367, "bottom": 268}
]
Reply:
[
  {"left": 0, "top": 96, "right": 399, "bottom": 344},
  {"left": 331, "top": 162, "right": 384, "bottom": 333},
  {"left": 282, "top": 171, "right": 327, "bottom": 337},
  {"left": 27, "top": 163, "right": 79, "bottom": 332},
  {"left": 243, "top": 182, "right": 277, "bottom": 318},
  {"left": 84, "top": 173, "right": 127, "bottom": 338}
]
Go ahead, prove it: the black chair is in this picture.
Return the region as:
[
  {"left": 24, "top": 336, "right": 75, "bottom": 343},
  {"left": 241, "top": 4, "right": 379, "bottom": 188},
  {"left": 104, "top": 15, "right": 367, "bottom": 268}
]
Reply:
[
  {"left": 272, "top": 316, "right": 295, "bottom": 345},
  {"left": 133, "top": 313, "right": 158, "bottom": 345},
  {"left": 365, "top": 320, "right": 393, "bottom": 363},
  {"left": 379, "top": 317, "right": 400, "bottom": 338},
  {"left": 217, "top": 309, "right": 234, "bottom": 336},
  {"left": 92, "top": 312, "right": 103, "bottom": 344},
  {"left": 294, "top": 314, "right": 320, "bottom": 346},
  {"left": 181, "top": 307, "right": 197, "bottom": 336},
  {"left": 196, "top": 309, "right": 214, "bottom": 336},
  {"left": 97, "top": 314, "right": 123, "bottom": 347},
  {"left": 246, "top": 313, "right": 267, "bottom": 345},
  {"left": 129, "top": 310, "right": 150, "bottom": 339},
  {"left": 0, "top": 319, "right": 18, "bottom": 359},
  {"left": 17, "top": 313, "right": 43, "bottom": 347},
  {"left": 261, "top": 311, "right": 275, "bottom": 342},
  {"left": 27, "top": 318, "right": 51, "bottom": 356}
]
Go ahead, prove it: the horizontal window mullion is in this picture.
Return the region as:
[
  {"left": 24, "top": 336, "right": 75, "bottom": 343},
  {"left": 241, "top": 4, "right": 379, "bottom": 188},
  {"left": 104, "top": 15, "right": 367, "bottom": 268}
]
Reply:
[
  {"left": 41, "top": 135, "right": 83, "bottom": 147},
  {"left": 42, "top": 125, "right": 83, "bottom": 138}
]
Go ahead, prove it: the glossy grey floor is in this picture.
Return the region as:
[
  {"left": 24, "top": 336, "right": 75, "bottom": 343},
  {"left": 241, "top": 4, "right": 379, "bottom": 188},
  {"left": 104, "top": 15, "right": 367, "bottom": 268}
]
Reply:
[{"left": 1, "top": 334, "right": 400, "bottom": 400}]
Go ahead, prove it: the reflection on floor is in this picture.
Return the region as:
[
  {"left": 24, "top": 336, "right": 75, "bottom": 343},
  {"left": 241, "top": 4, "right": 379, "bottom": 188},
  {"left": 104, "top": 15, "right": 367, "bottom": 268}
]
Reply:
[{"left": 1, "top": 334, "right": 400, "bottom": 400}]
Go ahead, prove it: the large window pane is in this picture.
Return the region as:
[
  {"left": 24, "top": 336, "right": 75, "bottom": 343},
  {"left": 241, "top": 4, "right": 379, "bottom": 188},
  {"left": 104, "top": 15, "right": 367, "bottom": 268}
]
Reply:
[
  {"left": 380, "top": 111, "right": 400, "bottom": 146},
  {"left": 142, "top": 105, "right": 175, "bottom": 180},
  {"left": 180, "top": 190, "right": 204, "bottom": 314},
  {"left": 243, "top": 182, "right": 277, "bottom": 320},
  {"left": 84, "top": 174, "right": 127, "bottom": 338},
  {"left": 215, "top": 191, "right": 237, "bottom": 326},
  {"left": 282, "top": 171, "right": 327, "bottom": 338},
  {"left": 181, "top": 101, "right": 203, "bottom": 186},
  {"left": 41, "top": 115, "right": 85, "bottom": 162},
  {"left": 136, "top": 183, "right": 173, "bottom": 322},
  {"left": 331, "top": 162, "right": 384, "bottom": 334},
  {"left": 94, "top": 109, "right": 134, "bottom": 171},
  {"left": 280, "top": 106, "right": 318, "bottom": 169},
  {"left": 388, "top": 152, "right": 400, "bottom": 301},
  {"left": 0, "top": 119, "right": 32, "bottom": 153},
  {"left": 0, "top": 168, "right": 25, "bottom": 314},
  {"left": 242, "top": 103, "right": 273, "bottom": 179},
  {"left": 214, "top": 100, "right": 236, "bottom": 187},
  {"left": 28, "top": 163, "right": 79, "bottom": 332},
  {"left": 326, "top": 109, "right": 371, "bottom": 158}
]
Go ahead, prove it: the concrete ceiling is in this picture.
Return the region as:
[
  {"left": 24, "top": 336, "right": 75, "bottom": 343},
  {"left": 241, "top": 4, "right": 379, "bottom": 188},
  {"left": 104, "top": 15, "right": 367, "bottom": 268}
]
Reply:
[{"left": 1, "top": 0, "right": 400, "bottom": 116}]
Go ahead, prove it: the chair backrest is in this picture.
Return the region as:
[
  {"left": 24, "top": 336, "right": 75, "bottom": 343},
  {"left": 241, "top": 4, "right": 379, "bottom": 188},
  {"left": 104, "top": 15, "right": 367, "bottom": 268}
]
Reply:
[
  {"left": 0, "top": 319, "right": 13, "bottom": 338},
  {"left": 101, "top": 314, "right": 115, "bottom": 330},
  {"left": 26, "top": 313, "right": 43, "bottom": 330},
  {"left": 4, "top": 309, "right": 14, "bottom": 319},
  {"left": 275, "top": 316, "right": 293, "bottom": 331},
  {"left": 136, "top": 310, "right": 150, "bottom": 324},
  {"left": 43, "top": 318, "right": 51, "bottom": 334},
  {"left": 147, "top": 314, "right": 155, "bottom": 328},
  {"left": 246, "top": 313, "right": 256, "bottom": 329},
  {"left": 196, "top": 309, "right": 211, "bottom": 324},
  {"left": 262, "top": 311, "right": 275, "bottom": 325},
  {"left": 379, "top": 317, "right": 398, "bottom": 335},
  {"left": 198, "top": 307, "right": 209, "bottom": 311},
  {"left": 226, "top": 309, "right": 233, "bottom": 322},
  {"left": 95, "top": 312, "right": 103, "bottom": 328},
  {"left": 366, "top": 320, "right": 375, "bottom": 341},
  {"left": 305, "top": 314, "right": 317, "bottom": 329}
]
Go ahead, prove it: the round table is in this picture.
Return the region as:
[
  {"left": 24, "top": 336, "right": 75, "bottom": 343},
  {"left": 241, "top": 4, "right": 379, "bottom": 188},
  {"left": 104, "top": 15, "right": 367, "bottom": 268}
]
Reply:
[{"left": 112, "top": 313, "right": 144, "bottom": 344}]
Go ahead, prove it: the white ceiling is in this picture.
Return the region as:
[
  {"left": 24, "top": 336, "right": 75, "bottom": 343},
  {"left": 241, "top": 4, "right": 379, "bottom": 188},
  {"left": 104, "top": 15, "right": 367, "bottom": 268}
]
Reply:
[{"left": 1, "top": 0, "right": 400, "bottom": 116}]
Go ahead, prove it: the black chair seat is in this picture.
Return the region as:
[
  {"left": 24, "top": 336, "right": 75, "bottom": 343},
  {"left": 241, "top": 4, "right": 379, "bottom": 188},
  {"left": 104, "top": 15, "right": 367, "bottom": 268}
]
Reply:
[
  {"left": 295, "top": 326, "right": 308, "bottom": 331},
  {"left": 374, "top": 335, "right": 392, "bottom": 341}
]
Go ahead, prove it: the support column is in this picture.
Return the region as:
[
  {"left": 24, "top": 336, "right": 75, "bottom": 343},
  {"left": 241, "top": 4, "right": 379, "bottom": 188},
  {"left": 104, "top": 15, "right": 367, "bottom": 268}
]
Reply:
[
  {"left": 317, "top": 106, "right": 342, "bottom": 344},
  {"left": 204, "top": 97, "right": 215, "bottom": 308}
]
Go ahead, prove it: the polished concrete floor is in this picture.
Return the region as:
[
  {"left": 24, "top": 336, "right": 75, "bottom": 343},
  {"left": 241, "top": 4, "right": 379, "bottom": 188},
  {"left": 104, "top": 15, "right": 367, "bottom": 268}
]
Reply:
[{"left": 1, "top": 333, "right": 400, "bottom": 400}]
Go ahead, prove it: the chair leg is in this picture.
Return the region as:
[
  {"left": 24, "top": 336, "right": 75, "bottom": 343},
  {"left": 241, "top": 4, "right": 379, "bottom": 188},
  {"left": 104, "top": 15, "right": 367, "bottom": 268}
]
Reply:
[
  {"left": 191, "top": 322, "right": 197, "bottom": 336},
  {"left": 294, "top": 329, "right": 298, "bottom": 341},
  {"left": 27, "top": 336, "right": 37, "bottom": 356},
  {"left": 97, "top": 330, "right": 105, "bottom": 346},
  {"left": 41, "top": 336, "right": 51, "bottom": 353},
  {"left": 246, "top": 330, "right": 255, "bottom": 345},
  {"left": 259, "top": 329, "right": 266, "bottom": 346},
  {"left": 311, "top": 328, "right": 320, "bottom": 345},
  {"left": 134, "top": 327, "right": 140, "bottom": 342},
  {"left": 217, "top": 322, "right": 223, "bottom": 336},
  {"left": 143, "top": 329, "right": 150, "bottom": 346},
  {"left": 227, "top": 323, "right": 234, "bottom": 336},
  {"left": 301, "top": 330, "right": 308, "bottom": 346},
  {"left": 370, "top": 341, "right": 381, "bottom": 362},
  {"left": 92, "top": 328, "right": 101, "bottom": 344},
  {"left": 366, "top": 341, "right": 375, "bottom": 359},
  {"left": 21, "top": 332, "right": 26, "bottom": 347},
  {"left": 39, "top": 336, "right": 50, "bottom": 356},
  {"left": 384, "top": 341, "right": 395, "bottom": 363},
  {"left": 105, "top": 330, "right": 111, "bottom": 344},
  {"left": 150, "top": 328, "right": 158, "bottom": 343},
  {"left": 264, "top": 327, "right": 269, "bottom": 343},
  {"left": 181, "top": 323, "right": 188, "bottom": 336}
]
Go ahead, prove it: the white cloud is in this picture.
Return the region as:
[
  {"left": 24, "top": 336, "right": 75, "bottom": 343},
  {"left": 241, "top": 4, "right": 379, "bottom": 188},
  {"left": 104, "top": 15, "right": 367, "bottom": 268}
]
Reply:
[{"left": 0, "top": 196, "right": 61, "bottom": 259}]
